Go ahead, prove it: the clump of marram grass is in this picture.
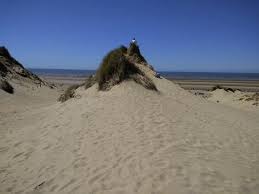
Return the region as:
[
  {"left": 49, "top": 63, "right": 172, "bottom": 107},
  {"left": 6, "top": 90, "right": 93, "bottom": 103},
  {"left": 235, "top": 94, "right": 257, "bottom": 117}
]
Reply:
[
  {"left": 211, "top": 85, "right": 223, "bottom": 91},
  {"left": 225, "top": 88, "right": 236, "bottom": 92},
  {"left": 131, "top": 73, "right": 157, "bottom": 90},
  {"left": 0, "top": 63, "right": 8, "bottom": 76},
  {"left": 58, "top": 84, "right": 80, "bottom": 102},
  {"left": 119, "top": 45, "right": 128, "bottom": 54},
  {"left": 211, "top": 85, "right": 236, "bottom": 92},
  {"left": 127, "top": 42, "right": 146, "bottom": 63},
  {"left": 0, "top": 80, "right": 14, "bottom": 94},
  {"left": 96, "top": 46, "right": 135, "bottom": 90},
  {"left": 58, "top": 44, "right": 157, "bottom": 100},
  {"left": 96, "top": 46, "right": 157, "bottom": 91},
  {"left": 84, "top": 75, "right": 96, "bottom": 90},
  {"left": 58, "top": 75, "right": 97, "bottom": 102},
  {"left": 238, "top": 93, "right": 259, "bottom": 106}
]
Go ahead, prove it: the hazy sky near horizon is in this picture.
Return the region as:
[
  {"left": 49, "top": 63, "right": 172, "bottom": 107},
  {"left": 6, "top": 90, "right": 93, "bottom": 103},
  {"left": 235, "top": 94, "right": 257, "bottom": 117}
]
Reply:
[{"left": 1, "top": 0, "right": 259, "bottom": 72}]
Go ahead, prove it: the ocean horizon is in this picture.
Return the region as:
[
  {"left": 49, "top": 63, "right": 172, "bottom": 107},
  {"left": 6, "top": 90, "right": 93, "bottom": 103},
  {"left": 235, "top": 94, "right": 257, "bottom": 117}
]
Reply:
[{"left": 29, "top": 68, "right": 259, "bottom": 81}]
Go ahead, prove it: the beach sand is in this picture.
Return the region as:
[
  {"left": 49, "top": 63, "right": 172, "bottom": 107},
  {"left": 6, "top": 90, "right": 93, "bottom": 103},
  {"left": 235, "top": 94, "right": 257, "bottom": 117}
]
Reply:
[
  {"left": 172, "top": 79, "right": 259, "bottom": 92},
  {"left": 0, "top": 66, "right": 259, "bottom": 194},
  {"left": 41, "top": 74, "right": 259, "bottom": 92}
]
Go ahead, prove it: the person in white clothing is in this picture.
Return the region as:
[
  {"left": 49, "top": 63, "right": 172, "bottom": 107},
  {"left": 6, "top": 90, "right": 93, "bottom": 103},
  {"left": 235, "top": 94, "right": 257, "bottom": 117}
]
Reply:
[{"left": 132, "top": 38, "right": 136, "bottom": 44}]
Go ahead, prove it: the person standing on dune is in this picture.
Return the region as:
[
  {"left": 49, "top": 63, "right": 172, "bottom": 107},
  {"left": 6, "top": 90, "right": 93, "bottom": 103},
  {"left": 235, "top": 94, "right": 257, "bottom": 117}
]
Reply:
[{"left": 132, "top": 37, "right": 136, "bottom": 44}]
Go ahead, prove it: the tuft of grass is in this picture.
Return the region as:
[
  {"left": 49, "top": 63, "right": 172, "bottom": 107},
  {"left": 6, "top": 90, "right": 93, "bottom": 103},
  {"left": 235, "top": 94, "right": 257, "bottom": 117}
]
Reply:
[
  {"left": 0, "top": 63, "right": 8, "bottom": 76},
  {"left": 96, "top": 47, "right": 137, "bottom": 90},
  {"left": 211, "top": 85, "right": 223, "bottom": 91},
  {"left": 84, "top": 75, "right": 96, "bottom": 90},
  {"left": 0, "top": 47, "right": 12, "bottom": 58},
  {"left": 119, "top": 45, "right": 128, "bottom": 54},
  {"left": 238, "top": 93, "right": 259, "bottom": 106},
  {"left": 131, "top": 73, "right": 157, "bottom": 91},
  {"left": 0, "top": 80, "right": 14, "bottom": 94},
  {"left": 225, "top": 88, "right": 235, "bottom": 92},
  {"left": 211, "top": 85, "right": 235, "bottom": 92},
  {"left": 58, "top": 84, "right": 80, "bottom": 102},
  {"left": 245, "top": 93, "right": 259, "bottom": 102},
  {"left": 127, "top": 42, "right": 146, "bottom": 63},
  {"left": 58, "top": 75, "right": 97, "bottom": 102},
  {"left": 96, "top": 46, "right": 157, "bottom": 91},
  {"left": 245, "top": 97, "right": 253, "bottom": 101}
]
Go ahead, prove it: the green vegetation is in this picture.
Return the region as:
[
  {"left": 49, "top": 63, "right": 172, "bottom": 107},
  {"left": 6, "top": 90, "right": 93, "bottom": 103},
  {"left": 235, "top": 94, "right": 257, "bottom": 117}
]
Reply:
[
  {"left": 239, "top": 93, "right": 259, "bottom": 106},
  {"left": 225, "top": 88, "right": 235, "bottom": 92},
  {"left": 127, "top": 42, "right": 146, "bottom": 63},
  {"left": 211, "top": 85, "right": 235, "bottom": 92},
  {"left": 0, "top": 63, "right": 8, "bottom": 76},
  {"left": 58, "top": 75, "right": 97, "bottom": 102},
  {"left": 84, "top": 75, "right": 96, "bottom": 90},
  {"left": 211, "top": 85, "right": 223, "bottom": 91},
  {"left": 96, "top": 46, "right": 157, "bottom": 91},
  {"left": 119, "top": 45, "right": 127, "bottom": 53},
  {"left": 59, "top": 43, "right": 157, "bottom": 101},
  {"left": 58, "top": 84, "right": 80, "bottom": 102},
  {"left": 0, "top": 80, "right": 14, "bottom": 94},
  {"left": 96, "top": 46, "right": 137, "bottom": 90}
]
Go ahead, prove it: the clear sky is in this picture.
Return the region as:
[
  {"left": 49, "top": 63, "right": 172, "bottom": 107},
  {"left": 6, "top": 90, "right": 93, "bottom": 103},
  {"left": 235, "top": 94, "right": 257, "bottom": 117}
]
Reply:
[{"left": 1, "top": 0, "right": 259, "bottom": 72}]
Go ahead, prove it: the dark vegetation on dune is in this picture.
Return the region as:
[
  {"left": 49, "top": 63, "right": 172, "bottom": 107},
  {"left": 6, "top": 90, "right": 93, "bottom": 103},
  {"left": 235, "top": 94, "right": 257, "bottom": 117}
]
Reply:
[
  {"left": 58, "top": 42, "right": 157, "bottom": 102},
  {"left": 96, "top": 43, "right": 157, "bottom": 91},
  {"left": 0, "top": 63, "right": 8, "bottom": 77},
  {"left": 127, "top": 43, "right": 147, "bottom": 63},
  {"left": 0, "top": 46, "right": 46, "bottom": 86},
  {"left": 96, "top": 46, "right": 139, "bottom": 90},
  {"left": 212, "top": 85, "right": 236, "bottom": 92},
  {"left": 84, "top": 75, "right": 96, "bottom": 90},
  {"left": 239, "top": 93, "right": 259, "bottom": 106},
  {"left": 0, "top": 80, "right": 14, "bottom": 94},
  {"left": 58, "top": 84, "right": 80, "bottom": 102},
  {"left": 58, "top": 75, "right": 97, "bottom": 102}
]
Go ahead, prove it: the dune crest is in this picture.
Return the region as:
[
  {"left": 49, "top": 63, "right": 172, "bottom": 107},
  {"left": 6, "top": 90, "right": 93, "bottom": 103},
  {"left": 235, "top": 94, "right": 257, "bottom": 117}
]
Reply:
[{"left": 0, "top": 46, "right": 51, "bottom": 94}]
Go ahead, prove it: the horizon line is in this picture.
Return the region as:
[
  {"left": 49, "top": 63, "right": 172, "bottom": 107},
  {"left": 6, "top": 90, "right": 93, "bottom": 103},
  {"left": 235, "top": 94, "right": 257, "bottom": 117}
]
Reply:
[{"left": 28, "top": 67, "right": 259, "bottom": 74}]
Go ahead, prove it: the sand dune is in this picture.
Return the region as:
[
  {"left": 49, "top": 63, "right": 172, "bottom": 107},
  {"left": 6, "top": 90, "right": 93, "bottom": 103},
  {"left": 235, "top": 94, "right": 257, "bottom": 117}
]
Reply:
[
  {"left": 207, "top": 89, "right": 259, "bottom": 112},
  {"left": 0, "top": 63, "right": 258, "bottom": 194}
]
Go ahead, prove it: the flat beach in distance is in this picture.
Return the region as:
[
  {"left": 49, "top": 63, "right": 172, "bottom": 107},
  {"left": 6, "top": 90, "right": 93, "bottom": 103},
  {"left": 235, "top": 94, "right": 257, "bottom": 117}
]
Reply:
[{"left": 32, "top": 68, "right": 259, "bottom": 92}]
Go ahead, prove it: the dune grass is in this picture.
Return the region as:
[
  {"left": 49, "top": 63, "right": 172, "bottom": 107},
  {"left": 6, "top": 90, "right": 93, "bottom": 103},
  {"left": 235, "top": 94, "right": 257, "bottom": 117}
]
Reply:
[
  {"left": 0, "top": 63, "right": 8, "bottom": 76},
  {"left": 58, "top": 75, "right": 97, "bottom": 102},
  {"left": 96, "top": 46, "right": 137, "bottom": 90},
  {"left": 0, "top": 80, "right": 14, "bottom": 94},
  {"left": 58, "top": 84, "right": 80, "bottom": 102},
  {"left": 96, "top": 46, "right": 157, "bottom": 91},
  {"left": 127, "top": 42, "right": 146, "bottom": 63},
  {"left": 211, "top": 85, "right": 236, "bottom": 92},
  {"left": 59, "top": 44, "right": 157, "bottom": 101},
  {"left": 84, "top": 75, "right": 96, "bottom": 90}
]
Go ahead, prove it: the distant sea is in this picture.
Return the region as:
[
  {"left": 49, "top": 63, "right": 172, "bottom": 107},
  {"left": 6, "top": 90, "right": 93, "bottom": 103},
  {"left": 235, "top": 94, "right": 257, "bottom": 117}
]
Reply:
[{"left": 29, "top": 68, "right": 259, "bottom": 81}]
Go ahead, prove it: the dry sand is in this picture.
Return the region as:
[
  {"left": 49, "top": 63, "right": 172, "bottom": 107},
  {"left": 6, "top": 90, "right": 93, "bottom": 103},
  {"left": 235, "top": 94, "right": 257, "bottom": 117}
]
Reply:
[
  {"left": 207, "top": 89, "right": 259, "bottom": 112},
  {"left": 172, "top": 79, "right": 259, "bottom": 92},
  {"left": 0, "top": 65, "right": 259, "bottom": 194}
]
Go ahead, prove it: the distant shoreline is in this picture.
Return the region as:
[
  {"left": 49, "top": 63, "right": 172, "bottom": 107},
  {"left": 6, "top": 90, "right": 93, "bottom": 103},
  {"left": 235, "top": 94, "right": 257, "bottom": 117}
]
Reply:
[
  {"left": 29, "top": 68, "right": 259, "bottom": 91},
  {"left": 29, "top": 68, "right": 259, "bottom": 80},
  {"left": 35, "top": 73, "right": 259, "bottom": 92}
]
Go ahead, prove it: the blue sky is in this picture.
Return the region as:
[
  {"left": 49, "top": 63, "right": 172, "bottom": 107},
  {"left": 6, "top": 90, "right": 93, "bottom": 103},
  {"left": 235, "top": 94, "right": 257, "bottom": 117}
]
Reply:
[{"left": 1, "top": 0, "right": 259, "bottom": 72}]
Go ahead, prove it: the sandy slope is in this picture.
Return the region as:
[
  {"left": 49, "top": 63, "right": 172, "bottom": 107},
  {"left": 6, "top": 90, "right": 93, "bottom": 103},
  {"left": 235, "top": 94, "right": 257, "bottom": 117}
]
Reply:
[
  {"left": 208, "top": 89, "right": 259, "bottom": 113},
  {"left": 0, "top": 66, "right": 259, "bottom": 194}
]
